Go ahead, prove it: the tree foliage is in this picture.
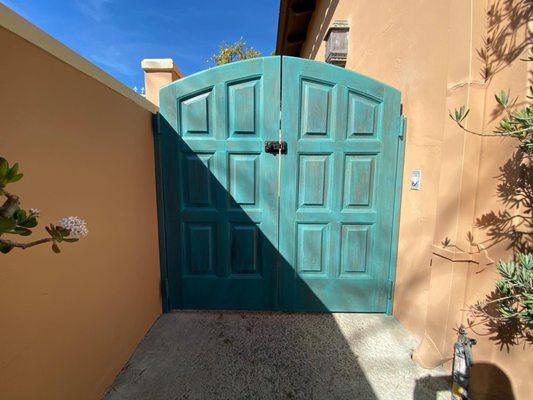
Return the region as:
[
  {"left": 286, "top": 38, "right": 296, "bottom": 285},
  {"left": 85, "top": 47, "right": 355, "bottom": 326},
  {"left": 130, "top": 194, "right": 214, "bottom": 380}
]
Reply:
[
  {"left": 448, "top": 50, "right": 532, "bottom": 340},
  {"left": 471, "top": 253, "right": 533, "bottom": 338},
  {"left": 450, "top": 51, "right": 532, "bottom": 154},
  {"left": 210, "top": 38, "right": 261, "bottom": 66}
]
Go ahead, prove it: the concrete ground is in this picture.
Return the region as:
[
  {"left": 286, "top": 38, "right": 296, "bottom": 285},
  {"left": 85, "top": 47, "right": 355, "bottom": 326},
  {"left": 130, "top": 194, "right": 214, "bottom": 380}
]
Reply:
[{"left": 103, "top": 312, "right": 450, "bottom": 400}]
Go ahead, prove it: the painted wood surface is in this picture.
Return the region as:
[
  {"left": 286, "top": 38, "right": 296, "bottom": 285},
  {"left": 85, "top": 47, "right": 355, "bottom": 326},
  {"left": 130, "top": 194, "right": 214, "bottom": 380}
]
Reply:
[
  {"left": 279, "top": 57, "right": 402, "bottom": 312},
  {"left": 157, "top": 56, "right": 403, "bottom": 312},
  {"left": 158, "top": 57, "right": 280, "bottom": 310}
]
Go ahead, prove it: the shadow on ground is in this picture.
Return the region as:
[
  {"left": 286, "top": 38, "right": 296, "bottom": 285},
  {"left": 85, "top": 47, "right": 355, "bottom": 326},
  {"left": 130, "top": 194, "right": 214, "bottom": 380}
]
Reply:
[
  {"left": 414, "top": 362, "right": 517, "bottom": 400},
  {"left": 103, "top": 312, "right": 448, "bottom": 400},
  {"left": 119, "top": 57, "right": 448, "bottom": 400}
]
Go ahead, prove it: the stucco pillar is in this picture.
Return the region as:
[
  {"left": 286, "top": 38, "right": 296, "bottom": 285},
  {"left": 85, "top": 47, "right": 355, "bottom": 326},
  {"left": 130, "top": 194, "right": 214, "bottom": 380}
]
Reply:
[{"left": 141, "top": 58, "right": 183, "bottom": 107}]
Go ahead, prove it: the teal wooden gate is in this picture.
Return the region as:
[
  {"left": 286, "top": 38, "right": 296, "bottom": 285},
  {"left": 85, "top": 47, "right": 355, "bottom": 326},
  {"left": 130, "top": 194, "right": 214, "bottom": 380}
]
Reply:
[{"left": 156, "top": 56, "right": 405, "bottom": 313}]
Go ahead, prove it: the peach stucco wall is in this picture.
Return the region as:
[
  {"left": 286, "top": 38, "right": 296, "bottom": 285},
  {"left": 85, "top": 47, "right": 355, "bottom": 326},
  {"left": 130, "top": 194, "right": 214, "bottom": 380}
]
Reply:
[
  {"left": 302, "top": 0, "right": 530, "bottom": 398},
  {"left": 0, "top": 24, "right": 161, "bottom": 400}
]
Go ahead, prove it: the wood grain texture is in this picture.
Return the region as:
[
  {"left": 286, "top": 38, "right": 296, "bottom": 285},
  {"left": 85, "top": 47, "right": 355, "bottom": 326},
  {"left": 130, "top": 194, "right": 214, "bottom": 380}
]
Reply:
[{"left": 157, "top": 56, "right": 404, "bottom": 312}]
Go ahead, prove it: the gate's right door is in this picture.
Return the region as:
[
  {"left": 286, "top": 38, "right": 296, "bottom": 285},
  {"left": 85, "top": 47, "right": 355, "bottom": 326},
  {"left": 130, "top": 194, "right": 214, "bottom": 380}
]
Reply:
[{"left": 279, "top": 57, "right": 402, "bottom": 312}]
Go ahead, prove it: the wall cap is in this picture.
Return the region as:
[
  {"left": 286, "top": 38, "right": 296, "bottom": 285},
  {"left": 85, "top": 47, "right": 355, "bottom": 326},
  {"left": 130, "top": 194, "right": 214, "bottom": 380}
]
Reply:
[
  {"left": 141, "top": 59, "right": 183, "bottom": 78},
  {"left": 0, "top": 4, "right": 158, "bottom": 113}
]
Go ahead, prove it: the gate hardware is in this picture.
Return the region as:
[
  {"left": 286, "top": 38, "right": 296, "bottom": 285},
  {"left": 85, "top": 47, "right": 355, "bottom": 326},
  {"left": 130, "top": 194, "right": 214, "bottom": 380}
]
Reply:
[{"left": 264, "top": 141, "right": 287, "bottom": 154}]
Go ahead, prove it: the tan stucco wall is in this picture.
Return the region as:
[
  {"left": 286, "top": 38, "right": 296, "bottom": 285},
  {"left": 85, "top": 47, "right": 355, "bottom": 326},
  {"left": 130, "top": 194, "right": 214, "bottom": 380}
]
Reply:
[
  {"left": 302, "top": 0, "right": 530, "bottom": 398},
  {"left": 0, "top": 24, "right": 161, "bottom": 400}
]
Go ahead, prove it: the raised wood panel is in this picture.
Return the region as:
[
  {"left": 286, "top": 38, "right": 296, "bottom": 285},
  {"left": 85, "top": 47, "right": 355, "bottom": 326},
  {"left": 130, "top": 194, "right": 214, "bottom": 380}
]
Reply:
[
  {"left": 183, "top": 153, "right": 214, "bottom": 208},
  {"left": 184, "top": 223, "right": 216, "bottom": 275},
  {"left": 343, "top": 155, "right": 375, "bottom": 208},
  {"left": 347, "top": 91, "right": 381, "bottom": 137},
  {"left": 300, "top": 80, "right": 332, "bottom": 138},
  {"left": 180, "top": 90, "right": 211, "bottom": 136},
  {"left": 297, "top": 154, "right": 331, "bottom": 209},
  {"left": 340, "top": 224, "right": 370, "bottom": 275},
  {"left": 230, "top": 224, "right": 260, "bottom": 275},
  {"left": 228, "top": 78, "right": 259, "bottom": 136},
  {"left": 229, "top": 153, "right": 258, "bottom": 206},
  {"left": 297, "top": 223, "right": 328, "bottom": 275}
]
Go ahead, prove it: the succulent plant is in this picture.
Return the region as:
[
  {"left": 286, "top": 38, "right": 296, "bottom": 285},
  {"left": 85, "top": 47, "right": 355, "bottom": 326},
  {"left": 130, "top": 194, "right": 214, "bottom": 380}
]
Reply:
[{"left": 0, "top": 157, "right": 87, "bottom": 254}]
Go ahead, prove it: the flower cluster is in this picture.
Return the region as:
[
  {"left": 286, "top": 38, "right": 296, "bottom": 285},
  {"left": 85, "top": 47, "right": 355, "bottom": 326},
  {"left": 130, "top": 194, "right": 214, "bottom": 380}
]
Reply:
[
  {"left": 57, "top": 216, "right": 88, "bottom": 238},
  {"left": 29, "top": 208, "right": 40, "bottom": 217}
]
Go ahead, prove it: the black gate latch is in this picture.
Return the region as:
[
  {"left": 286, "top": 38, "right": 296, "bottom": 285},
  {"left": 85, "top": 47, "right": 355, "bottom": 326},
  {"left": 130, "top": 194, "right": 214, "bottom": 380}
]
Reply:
[{"left": 264, "top": 141, "right": 287, "bottom": 155}]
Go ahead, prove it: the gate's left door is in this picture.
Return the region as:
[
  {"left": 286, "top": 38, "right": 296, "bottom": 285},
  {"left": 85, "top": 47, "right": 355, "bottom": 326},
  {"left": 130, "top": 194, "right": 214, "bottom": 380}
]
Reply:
[{"left": 158, "top": 57, "right": 281, "bottom": 310}]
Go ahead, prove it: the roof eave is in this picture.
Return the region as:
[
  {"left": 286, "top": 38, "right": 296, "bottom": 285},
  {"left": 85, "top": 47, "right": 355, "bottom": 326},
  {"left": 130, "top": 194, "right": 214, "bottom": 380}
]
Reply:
[{"left": 275, "top": 0, "right": 316, "bottom": 56}]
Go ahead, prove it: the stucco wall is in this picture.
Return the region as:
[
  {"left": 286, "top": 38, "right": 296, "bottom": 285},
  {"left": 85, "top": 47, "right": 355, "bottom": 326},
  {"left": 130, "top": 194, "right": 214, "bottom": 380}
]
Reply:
[
  {"left": 301, "top": 0, "right": 530, "bottom": 398},
  {"left": 0, "top": 23, "right": 161, "bottom": 400}
]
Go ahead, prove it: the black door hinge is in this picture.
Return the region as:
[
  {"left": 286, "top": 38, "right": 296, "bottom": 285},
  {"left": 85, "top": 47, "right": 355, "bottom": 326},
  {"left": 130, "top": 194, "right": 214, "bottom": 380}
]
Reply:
[
  {"left": 399, "top": 116, "right": 406, "bottom": 139},
  {"left": 388, "top": 279, "right": 394, "bottom": 300}
]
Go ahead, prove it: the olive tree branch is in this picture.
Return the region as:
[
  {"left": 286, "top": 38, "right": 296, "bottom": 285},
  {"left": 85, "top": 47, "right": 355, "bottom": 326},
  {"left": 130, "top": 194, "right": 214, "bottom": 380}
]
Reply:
[{"left": 454, "top": 121, "right": 533, "bottom": 137}]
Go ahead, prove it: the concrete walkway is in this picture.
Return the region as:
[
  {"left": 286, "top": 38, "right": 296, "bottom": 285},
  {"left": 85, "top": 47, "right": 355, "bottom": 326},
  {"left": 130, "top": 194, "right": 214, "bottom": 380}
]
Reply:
[{"left": 103, "top": 312, "right": 450, "bottom": 400}]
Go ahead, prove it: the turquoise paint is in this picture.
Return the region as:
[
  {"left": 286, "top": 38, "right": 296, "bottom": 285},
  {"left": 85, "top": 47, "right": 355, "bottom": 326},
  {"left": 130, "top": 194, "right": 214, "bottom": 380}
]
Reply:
[
  {"left": 279, "top": 57, "right": 402, "bottom": 312},
  {"left": 158, "top": 57, "right": 280, "bottom": 310},
  {"left": 156, "top": 56, "right": 404, "bottom": 312}
]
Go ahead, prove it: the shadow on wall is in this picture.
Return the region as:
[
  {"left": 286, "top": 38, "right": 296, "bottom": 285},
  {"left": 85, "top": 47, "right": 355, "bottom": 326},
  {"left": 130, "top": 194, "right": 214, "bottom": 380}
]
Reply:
[
  {"left": 413, "top": 363, "right": 515, "bottom": 400},
  {"left": 475, "top": 150, "right": 532, "bottom": 256},
  {"left": 465, "top": 151, "right": 532, "bottom": 349},
  {"left": 464, "top": 0, "right": 533, "bottom": 351},
  {"left": 306, "top": 0, "right": 340, "bottom": 60},
  {"left": 154, "top": 115, "right": 380, "bottom": 398},
  {"left": 478, "top": 0, "right": 532, "bottom": 82},
  {"left": 469, "top": 362, "right": 515, "bottom": 400},
  {"left": 480, "top": 0, "right": 532, "bottom": 125}
]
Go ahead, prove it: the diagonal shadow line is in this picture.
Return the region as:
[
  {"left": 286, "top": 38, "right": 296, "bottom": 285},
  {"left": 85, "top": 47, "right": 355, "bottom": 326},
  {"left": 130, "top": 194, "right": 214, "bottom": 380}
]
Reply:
[
  {"left": 158, "top": 117, "right": 379, "bottom": 312},
  {"left": 154, "top": 114, "right": 379, "bottom": 399}
]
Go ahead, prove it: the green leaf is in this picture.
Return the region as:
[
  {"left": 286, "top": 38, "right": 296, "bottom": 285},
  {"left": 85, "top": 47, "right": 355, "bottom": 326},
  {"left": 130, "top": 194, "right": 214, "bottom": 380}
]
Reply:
[
  {"left": 9, "top": 173, "right": 23, "bottom": 183},
  {"left": 12, "top": 227, "right": 32, "bottom": 236},
  {"left": 47, "top": 224, "right": 61, "bottom": 241},
  {"left": 56, "top": 226, "right": 69, "bottom": 235},
  {"left": 63, "top": 238, "right": 79, "bottom": 243},
  {"left": 459, "top": 107, "right": 470, "bottom": 122},
  {"left": 495, "top": 90, "right": 509, "bottom": 107},
  {"left": 6, "top": 163, "right": 19, "bottom": 180},
  {"left": 14, "top": 209, "right": 27, "bottom": 223},
  {"left": 19, "top": 217, "right": 38, "bottom": 228},
  {"left": 0, "top": 158, "right": 8, "bottom": 178},
  {"left": 450, "top": 106, "right": 470, "bottom": 123},
  {"left": 52, "top": 243, "right": 61, "bottom": 253},
  {"left": 0, "top": 216, "right": 17, "bottom": 233},
  {"left": 0, "top": 243, "right": 13, "bottom": 254}
]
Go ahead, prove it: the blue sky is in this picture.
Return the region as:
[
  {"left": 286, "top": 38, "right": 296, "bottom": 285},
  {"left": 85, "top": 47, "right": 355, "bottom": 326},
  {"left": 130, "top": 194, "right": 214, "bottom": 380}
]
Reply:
[{"left": 2, "top": 0, "right": 280, "bottom": 89}]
